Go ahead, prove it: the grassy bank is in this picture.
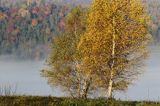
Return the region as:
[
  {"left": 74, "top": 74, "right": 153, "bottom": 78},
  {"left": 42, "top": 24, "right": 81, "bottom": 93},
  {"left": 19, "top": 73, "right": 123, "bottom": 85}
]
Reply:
[{"left": 0, "top": 96, "right": 159, "bottom": 106}]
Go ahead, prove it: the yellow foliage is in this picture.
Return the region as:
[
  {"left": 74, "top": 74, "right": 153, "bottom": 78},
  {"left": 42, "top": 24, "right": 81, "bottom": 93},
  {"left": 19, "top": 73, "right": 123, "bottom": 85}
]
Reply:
[
  {"left": 42, "top": 1, "right": 151, "bottom": 98},
  {"left": 78, "top": 0, "right": 151, "bottom": 96},
  {"left": 18, "top": 8, "right": 29, "bottom": 17}
]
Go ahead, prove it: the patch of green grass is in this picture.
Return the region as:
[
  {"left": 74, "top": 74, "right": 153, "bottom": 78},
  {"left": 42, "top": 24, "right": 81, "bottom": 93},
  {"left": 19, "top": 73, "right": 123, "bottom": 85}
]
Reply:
[{"left": 0, "top": 96, "right": 159, "bottom": 106}]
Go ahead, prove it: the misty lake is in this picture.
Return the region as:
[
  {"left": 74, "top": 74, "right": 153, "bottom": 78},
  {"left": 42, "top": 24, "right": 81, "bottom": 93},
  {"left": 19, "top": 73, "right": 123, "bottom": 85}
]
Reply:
[{"left": 0, "top": 45, "right": 160, "bottom": 101}]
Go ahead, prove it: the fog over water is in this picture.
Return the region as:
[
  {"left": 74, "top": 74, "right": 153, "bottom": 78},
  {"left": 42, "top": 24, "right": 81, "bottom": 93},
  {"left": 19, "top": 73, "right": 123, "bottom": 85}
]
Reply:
[
  {"left": 116, "top": 45, "right": 160, "bottom": 101},
  {"left": 0, "top": 56, "right": 65, "bottom": 97},
  {"left": 0, "top": 45, "right": 160, "bottom": 101}
]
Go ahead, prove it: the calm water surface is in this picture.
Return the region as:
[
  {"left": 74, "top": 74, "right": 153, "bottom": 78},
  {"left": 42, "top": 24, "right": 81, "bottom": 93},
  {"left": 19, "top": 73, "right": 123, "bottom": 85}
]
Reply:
[
  {"left": 0, "top": 46, "right": 160, "bottom": 101},
  {"left": 0, "top": 56, "right": 65, "bottom": 97}
]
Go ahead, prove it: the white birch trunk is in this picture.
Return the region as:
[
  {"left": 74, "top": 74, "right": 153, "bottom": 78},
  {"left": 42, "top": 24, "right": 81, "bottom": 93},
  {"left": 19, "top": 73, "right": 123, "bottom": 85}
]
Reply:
[
  {"left": 108, "top": 72, "right": 113, "bottom": 98},
  {"left": 81, "top": 79, "right": 91, "bottom": 99},
  {"left": 107, "top": 17, "right": 116, "bottom": 98}
]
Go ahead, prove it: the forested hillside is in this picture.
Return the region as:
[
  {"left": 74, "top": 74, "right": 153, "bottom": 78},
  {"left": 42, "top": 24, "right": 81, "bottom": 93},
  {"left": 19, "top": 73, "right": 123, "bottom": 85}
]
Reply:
[
  {"left": 146, "top": 0, "right": 160, "bottom": 42},
  {"left": 0, "top": 0, "right": 159, "bottom": 59},
  {"left": 0, "top": 0, "right": 69, "bottom": 59}
]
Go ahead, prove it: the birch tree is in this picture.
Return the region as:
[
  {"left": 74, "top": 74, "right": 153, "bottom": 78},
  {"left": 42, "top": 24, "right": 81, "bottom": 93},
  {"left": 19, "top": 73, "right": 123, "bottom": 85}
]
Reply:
[
  {"left": 41, "top": 6, "right": 93, "bottom": 99},
  {"left": 78, "top": 0, "right": 151, "bottom": 98}
]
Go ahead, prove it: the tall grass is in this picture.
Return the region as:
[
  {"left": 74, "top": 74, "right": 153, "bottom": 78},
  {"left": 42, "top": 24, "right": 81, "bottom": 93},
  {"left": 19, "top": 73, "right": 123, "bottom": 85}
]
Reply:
[
  {"left": 0, "top": 84, "right": 17, "bottom": 96},
  {"left": 0, "top": 96, "right": 159, "bottom": 106}
]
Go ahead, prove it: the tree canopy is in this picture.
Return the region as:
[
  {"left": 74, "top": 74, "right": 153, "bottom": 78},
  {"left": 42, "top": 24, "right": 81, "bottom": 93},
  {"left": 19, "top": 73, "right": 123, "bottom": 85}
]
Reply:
[
  {"left": 41, "top": 6, "right": 93, "bottom": 98},
  {"left": 42, "top": 0, "right": 151, "bottom": 99},
  {"left": 78, "top": 0, "right": 151, "bottom": 98}
]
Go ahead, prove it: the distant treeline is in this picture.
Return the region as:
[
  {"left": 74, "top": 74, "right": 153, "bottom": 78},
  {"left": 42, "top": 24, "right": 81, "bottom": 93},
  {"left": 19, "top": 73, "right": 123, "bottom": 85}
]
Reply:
[
  {"left": 146, "top": 0, "right": 160, "bottom": 42},
  {"left": 0, "top": 1, "right": 70, "bottom": 59}
]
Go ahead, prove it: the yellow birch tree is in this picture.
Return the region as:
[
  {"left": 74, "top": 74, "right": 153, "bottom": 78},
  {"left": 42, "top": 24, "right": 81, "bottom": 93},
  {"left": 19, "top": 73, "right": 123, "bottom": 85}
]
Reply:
[
  {"left": 41, "top": 6, "right": 93, "bottom": 99},
  {"left": 78, "top": 0, "right": 151, "bottom": 98}
]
